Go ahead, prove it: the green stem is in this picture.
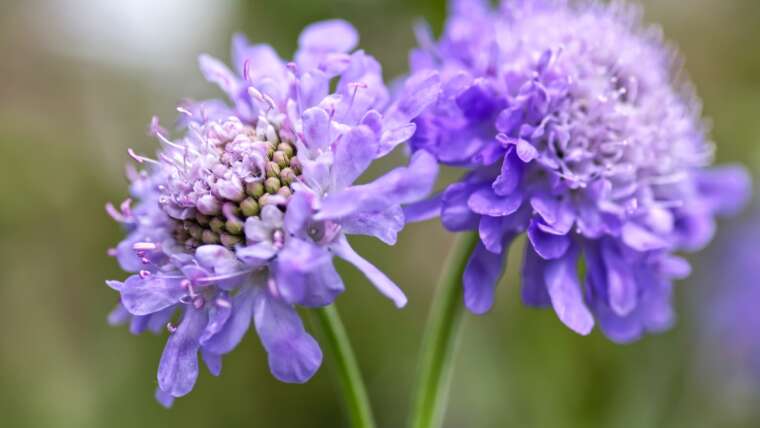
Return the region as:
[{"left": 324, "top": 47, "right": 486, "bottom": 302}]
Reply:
[
  {"left": 408, "top": 232, "right": 479, "bottom": 428},
  {"left": 312, "top": 305, "right": 376, "bottom": 428}
]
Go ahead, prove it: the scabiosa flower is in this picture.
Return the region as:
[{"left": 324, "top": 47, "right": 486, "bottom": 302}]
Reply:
[
  {"left": 406, "top": 0, "right": 750, "bottom": 342},
  {"left": 106, "top": 20, "right": 439, "bottom": 406}
]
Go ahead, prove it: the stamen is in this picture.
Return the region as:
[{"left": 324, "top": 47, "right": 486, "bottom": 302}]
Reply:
[
  {"left": 267, "top": 277, "right": 280, "bottom": 298},
  {"left": 105, "top": 202, "right": 128, "bottom": 223},
  {"left": 243, "top": 59, "right": 252, "bottom": 82},
  {"left": 128, "top": 148, "right": 160, "bottom": 165},
  {"left": 216, "top": 297, "right": 232, "bottom": 309},
  {"left": 133, "top": 242, "right": 157, "bottom": 251},
  {"left": 193, "top": 297, "right": 205, "bottom": 309}
]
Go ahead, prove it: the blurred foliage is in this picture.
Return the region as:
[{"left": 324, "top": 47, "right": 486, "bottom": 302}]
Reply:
[{"left": 0, "top": 0, "right": 758, "bottom": 427}]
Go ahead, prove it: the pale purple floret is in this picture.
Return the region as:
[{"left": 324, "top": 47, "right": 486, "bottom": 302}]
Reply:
[
  {"left": 406, "top": 0, "right": 750, "bottom": 342},
  {"left": 106, "top": 19, "right": 439, "bottom": 406}
]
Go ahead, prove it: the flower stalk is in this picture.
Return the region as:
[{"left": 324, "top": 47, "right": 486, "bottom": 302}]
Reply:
[
  {"left": 312, "top": 305, "right": 376, "bottom": 428},
  {"left": 408, "top": 232, "right": 479, "bottom": 428}
]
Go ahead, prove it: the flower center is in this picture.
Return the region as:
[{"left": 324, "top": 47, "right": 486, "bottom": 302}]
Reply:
[{"left": 163, "top": 115, "right": 301, "bottom": 249}]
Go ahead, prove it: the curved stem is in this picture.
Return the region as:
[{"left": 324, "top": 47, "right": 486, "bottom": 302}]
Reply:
[
  {"left": 312, "top": 305, "right": 376, "bottom": 428},
  {"left": 408, "top": 232, "right": 479, "bottom": 428}
]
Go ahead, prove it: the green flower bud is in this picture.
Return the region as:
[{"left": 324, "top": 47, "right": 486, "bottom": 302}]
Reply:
[
  {"left": 209, "top": 217, "right": 225, "bottom": 234},
  {"left": 272, "top": 151, "right": 289, "bottom": 168},
  {"left": 246, "top": 181, "right": 265, "bottom": 198},
  {"left": 202, "top": 230, "right": 220, "bottom": 244},
  {"left": 266, "top": 161, "right": 281, "bottom": 178},
  {"left": 187, "top": 222, "right": 203, "bottom": 240},
  {"left": 225, "top": 218, "right": 244, "bottom": 235},
  {"left": 277, "top": 186, "right": 292, "bottom": 198},
  {"left": 195, "top": 213, "right": 210, "bottom": 225},
  {"left": 240, "top": 197, "right": 260, "bottom": 217},
  {"left": 258, "top": 193, "right": 272, "bottom": 206},
  {"left": 220, "top": 233, "right": 242, "bottom": 248},
  {"left": 277, "top": 142, "right": 294, "bottom": 157},
  {"left": 280, "top": 167, "right": 296, "bottom": 185},
  {"left": 265, "top": 177, "right": 281, "bottom": 194}
]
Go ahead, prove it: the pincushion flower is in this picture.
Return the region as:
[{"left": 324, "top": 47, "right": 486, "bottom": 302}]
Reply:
[
  {"left": 106, "top": 19, "right": 439, "bottom": 406},
  {"left": 406, "top": 0, "right": 750, "bottom": 342}
]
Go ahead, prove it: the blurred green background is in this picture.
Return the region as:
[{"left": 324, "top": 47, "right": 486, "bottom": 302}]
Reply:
[{"left": 1, "top": 0, "right": 759, "bottom": 427}]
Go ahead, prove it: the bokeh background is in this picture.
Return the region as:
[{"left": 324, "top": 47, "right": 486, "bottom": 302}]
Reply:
[{"left": 1, "top": 0, "right": 759, "bottom": 427}]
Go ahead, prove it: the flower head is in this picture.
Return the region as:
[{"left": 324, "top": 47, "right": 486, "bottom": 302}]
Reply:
[
  {"left": 106, "top": 20, "right": 439, "bottom": 406},
  {"left": 406, "top": 0, "right": 750, "bottom": 342}
]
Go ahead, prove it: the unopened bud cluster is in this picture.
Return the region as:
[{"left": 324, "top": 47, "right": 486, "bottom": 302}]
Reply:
[{"left": 165, "top": 115, "right": 301, "bottom": 249}]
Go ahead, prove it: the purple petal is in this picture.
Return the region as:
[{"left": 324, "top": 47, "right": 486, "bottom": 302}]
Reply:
[
  {"left": 157, "top": 308, "right": 208, "bottom": 397},
  {"left": 544, "top": 248, "right": 594, "bottom": 335},
  {"left": 341, "top": 206, "right": 405, "bottom": 245},
  {"left": 441, "top": 182, "right": 480, "bottom": 231},
  {"left": 237, "top": 242, "right": 278, "bottom": 266},
  {"left": 521, "top": 245, "right": 551, "bottom": 307},
  {"left": 298, "top": 71, "right": 329, "bottom": 111},
  {"left": 463, "top": 241, "right": 508, "bottom": 315},
  {"left": 282, "top": 260, "right": 345, "bottom": 307},
  {"left": 195, "top": 245, "right": 240, "bottom": 273},
  {"left": 333, "top": 125, "right": 378, "bottom": 189},
  {"left": 298, "top": 19, "right": 358, "bottom": 53},
  {"left": 467, "top": 186, "right": 522, "bottom": 217},
  {"left": 601, "top": 241, "right": 638, "bottom": 316},
  {"left": 390, "top": 71, "right": 441, "bottom": 123},
  {"left": 275, "top": 239, "right": 334, "bottom": 306},
  {"left": 201, "top": 350, "right": 222, "bottom": 377},
  {"left": 515, "top": 139, "right": 538, "bottom": 162},
  {"left": 120, "top": 274, "right": 185, "bottom": 316},
  {"left": 530, "top": 194, "right": 575, "bottom": 234},
  {"left": 200, "top": 294, "right": 233, "bottom": 343},
  {"left": 403, "top": 194, "right": 442, "bottom": 223},
  {"left": 331, "top": 236, "right": 407, "bottom": 308},
  {"left": 107, "top": 302, "right": 130, "bottom": 326},
  {"left": 302, "top": 107, "right": 331, "bottom": 149},
  {"left": 478, "top": 216, "right": 511, "bottom": 254},
  {"left": 621, "top": 222, "right": 668, "bottom": 252},
  {"left": 527, "top": 220, "right": 570, "bottom": 260},
  {"left": 379, "top": 124, "right": 417, "bottom": 155},
  {"left": 455, "top": 81, "right": 498, "bottom": 120},
  {"left": 697, "top": 165, "right": 752, "bottom": 216},
  {"left": 201, "top": 286, "right": 257, "bottom": 355},
  {"left": 316, "top": 150, "right": 438, "bottom": 220},
  {"left": 198, "top": 54, "right": 238, "bottom": 98},
  {"left": 155, "top": 387, "right": 175, "bottom": 409},
  {"left": 231, "top": 34, "right": 286, "bottom": 82},
  {"left": 147, "top": 307, "right": 177, "bottom": 334},
  {"left": 284, "top": 192, "right": 314, "bottom": 235},
  {"left": 254, "top": 291, "right": 322, "bottom": 383},
  {"left": 492, "top": 148, "right": 523, "bottom": 196}
]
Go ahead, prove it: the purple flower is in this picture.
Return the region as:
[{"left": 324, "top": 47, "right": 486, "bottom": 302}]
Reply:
[
  {"left": 106, "top": 20, "right": 439, "bottom": 406},
  {"left": 406, "top": 0, "right": 750, "bottom": 342}
]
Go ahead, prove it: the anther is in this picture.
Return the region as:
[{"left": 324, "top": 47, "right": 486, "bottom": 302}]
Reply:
[{"left": 133, "top": 242, "right": 157, "bottom": 251}]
